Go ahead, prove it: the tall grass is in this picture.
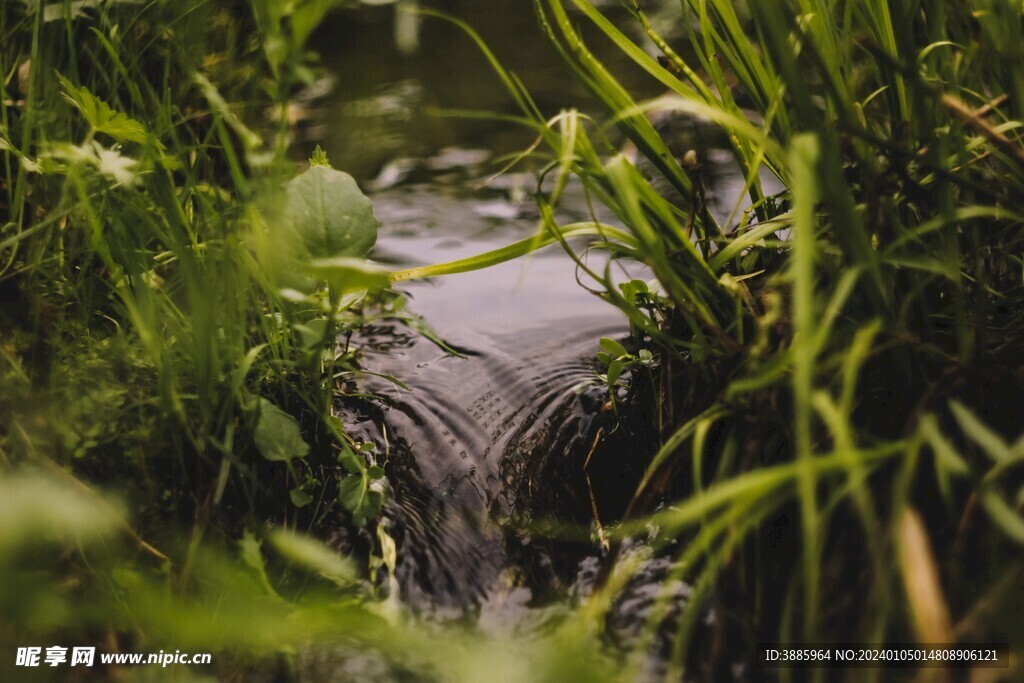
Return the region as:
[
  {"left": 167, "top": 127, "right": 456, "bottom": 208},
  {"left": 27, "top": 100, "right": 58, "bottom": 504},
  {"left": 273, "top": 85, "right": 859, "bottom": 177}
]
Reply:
[
  {"left": 0, "top": 0, "right": 413, "bottom": 527},
  {"left": 1, "top": 4, "right": 632, "bottom": 678},
  {"left": 421, "top": 0, "right": 1024, "bottom": 675},
  {"left": 3, "top": 0, "right": 1023, "bottom": 679},
  {"left": 0, "top": 0, "right": 409, "bottom": 674}
]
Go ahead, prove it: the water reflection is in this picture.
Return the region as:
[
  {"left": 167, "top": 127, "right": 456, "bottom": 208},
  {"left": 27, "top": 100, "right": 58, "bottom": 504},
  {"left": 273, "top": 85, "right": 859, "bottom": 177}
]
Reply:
[
  {"left": 309, "top": 0, "right": 664, "bottom": 179},
  {"left": 308, "top": 0, "right": 744, "bottom": 652}
]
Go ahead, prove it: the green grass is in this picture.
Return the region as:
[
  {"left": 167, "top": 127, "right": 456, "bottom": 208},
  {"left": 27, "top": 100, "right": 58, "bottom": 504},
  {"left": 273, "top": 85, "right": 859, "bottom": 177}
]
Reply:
[
  {"left": 0, "top": 0, "right": 416, "bottom": 675},
  {"left": 0, "top": 4, "right": 643, "bottom": 680},
  {"left": 440, "top": 0, "right": 1024, "bottom": 675},
  {"left": 392, "top": 0, "right": 1024, "bottom": 676},
  {"left": 3, "top": 0, "right": 1024, "bottom": 680},
  {"left": 0, "top": 0, "right": 413, "bottom": 528}
]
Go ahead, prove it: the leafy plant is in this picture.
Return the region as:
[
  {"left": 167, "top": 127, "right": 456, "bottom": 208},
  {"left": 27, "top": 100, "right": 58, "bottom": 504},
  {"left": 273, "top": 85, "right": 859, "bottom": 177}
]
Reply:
[
  {"left": 254, "top": 397, "right": 311, "bottom": 463},
  {"left": 284, "top": 147, "right": 378, "bottom": 261},
  {"left": 338, "top": 442, "right": 386, "bottom": 527},
  {"left": 400, "top": 0, "right": 1024, "bottom": 675},
  {"left": 594, "top": 334, "right": 654, "bottom": 412},
  {"left": 0, "top": 0, "right": 399, "bottom": 673}
]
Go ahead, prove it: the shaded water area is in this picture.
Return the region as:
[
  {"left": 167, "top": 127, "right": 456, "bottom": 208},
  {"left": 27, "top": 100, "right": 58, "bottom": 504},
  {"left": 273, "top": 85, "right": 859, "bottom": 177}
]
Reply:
[
  {"left": 329, "top": 177, "right": 639, "bottom": 622},
  {"left": 304, "top": 0, "right": 775, "bottom": 666}
]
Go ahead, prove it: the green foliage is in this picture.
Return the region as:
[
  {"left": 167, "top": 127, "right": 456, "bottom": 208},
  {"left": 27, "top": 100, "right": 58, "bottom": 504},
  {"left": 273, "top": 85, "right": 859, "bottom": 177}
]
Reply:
[
  {"left": 55, "top": 72, "right": 151, "bottom": 145},
  {"left": 249, "top": 0, "right": 346, "bottom": 87},
  {"left": 0, "top": 0, "right": 402, "bottom": 675},
  {"left": 267, "top": 528, "right": 357, "bottom": 586},
  {"left": 254, "top": 398, "right": 310, "bottom": 462},
  {"left": 0, "top": 472, "right": 120, "bottom": 553},
  {"left": 420, "top": 0, "right": 1024, "bottom": 672},
  {"left": 0, "top": 468, "right": 625, "bottom": 682},
  {"left": 4, "top": 0, "right": 1024, "bottom": 678},
  {"left": 594, "top": 335, "right": 653, "bottom": 410},
  {"left": 338, "top": 443, "right": 385, "bottom": 527},
  {"left": 286, "top": 165, "right": 378, "bottom": 259}
]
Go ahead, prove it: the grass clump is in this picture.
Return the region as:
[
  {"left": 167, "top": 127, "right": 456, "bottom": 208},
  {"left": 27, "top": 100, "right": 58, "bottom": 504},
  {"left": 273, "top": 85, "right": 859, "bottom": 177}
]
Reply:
[
  {"left": 421, "top": 0, "right": 1024, "bottom": 676},
  {"left": 0, "top": 0, "right": 411, "bottom": 674},
  {"left": 0, "top": 0, "right": 387, "bottom": 528},
  {"left": 2, "top": 0, "right": 1023, "bottom": 679}
]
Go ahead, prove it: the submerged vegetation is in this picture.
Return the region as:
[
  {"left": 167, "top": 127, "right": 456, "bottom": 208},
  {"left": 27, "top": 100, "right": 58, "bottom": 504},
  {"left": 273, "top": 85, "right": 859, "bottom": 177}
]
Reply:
[{"left": 1, "top": 0, "right": 1023, "bottom": 681}]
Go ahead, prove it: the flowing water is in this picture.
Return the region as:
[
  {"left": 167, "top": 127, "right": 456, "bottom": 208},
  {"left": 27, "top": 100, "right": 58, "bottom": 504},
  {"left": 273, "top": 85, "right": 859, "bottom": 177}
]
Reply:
[
  {"left": 310, "top": 2, "right": 650, "bottom": 621},
  {"left": 305, "top": 1, "right": 779, "bottom": 671},
  {"left": 337, "top": 172, "right": 641, "bottom": 609}
]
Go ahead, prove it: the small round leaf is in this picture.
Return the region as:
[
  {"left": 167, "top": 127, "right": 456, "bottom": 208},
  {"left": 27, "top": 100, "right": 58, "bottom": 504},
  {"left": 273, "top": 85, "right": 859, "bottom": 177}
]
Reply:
[{"left": 285, "top": 166, "right": 378, "bottom": 259}]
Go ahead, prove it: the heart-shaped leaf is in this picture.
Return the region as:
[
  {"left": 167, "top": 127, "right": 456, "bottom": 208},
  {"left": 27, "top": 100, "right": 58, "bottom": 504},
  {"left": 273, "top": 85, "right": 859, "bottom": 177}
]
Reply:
[{"left": 285, "top": 165, "right": 377, "bottom": 260}]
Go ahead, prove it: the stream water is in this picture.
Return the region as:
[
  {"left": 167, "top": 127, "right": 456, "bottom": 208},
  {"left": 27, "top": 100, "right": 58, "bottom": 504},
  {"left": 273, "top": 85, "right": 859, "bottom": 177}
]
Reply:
[
  {"left": 305, "top": 2, "right": 774, "bottom": 676},
  {"left": 311, "top": 1, "right": 649, "bottom": 620},
  {"left": 345, "top": 179, "right": 630, "bottom": 614}
]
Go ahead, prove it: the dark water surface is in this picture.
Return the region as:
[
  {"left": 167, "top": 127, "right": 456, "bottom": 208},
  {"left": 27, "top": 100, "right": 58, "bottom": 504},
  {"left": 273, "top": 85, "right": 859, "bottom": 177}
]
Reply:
[
  {"left": 341, "top": 180, "right": 635, "bottom": 612},
  {"left": 310, "top": 0, "right": 664, "bottom": 181},
  {"left": 307, "top": 2, "right": 657, "bottom": 622},
  {"left": 304, "top": 2, "right": 774, "bottom": 673}
]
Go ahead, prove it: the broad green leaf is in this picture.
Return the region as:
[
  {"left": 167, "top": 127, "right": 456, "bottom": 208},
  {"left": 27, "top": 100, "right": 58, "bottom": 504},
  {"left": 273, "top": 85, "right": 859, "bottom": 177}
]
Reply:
[
  {"left": 268, "top": 529, "right": 356, "bottom": 586},
  {"left": 285, "top": 166, "right": 378, "bottom": 259},
  {"left": 253, "top": 398, "right": 309, "bottom": 462},
  {"left": 339, "top": 474, "right": 367, "bottom": 515},
  {"left": 362, "top": 490, "right": 384, "bottom": 526},
  {"left": 339, "top": 474, "right": 384, "bottom": 527},
  {"left": 338, "top": 445, "right": 364, "bottom": 474},
  {"left": 293, "top": 318, "right": 330, "bottom": 350}
]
